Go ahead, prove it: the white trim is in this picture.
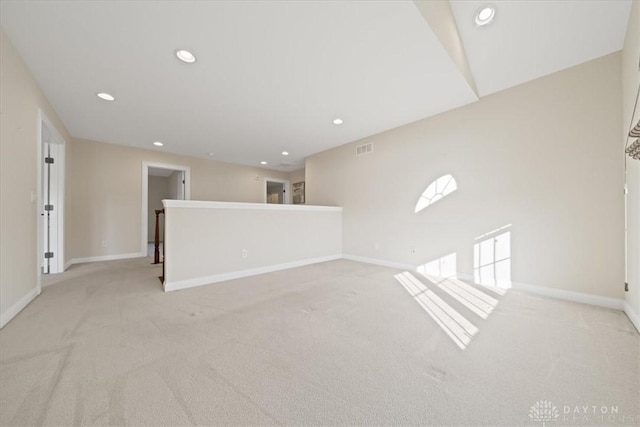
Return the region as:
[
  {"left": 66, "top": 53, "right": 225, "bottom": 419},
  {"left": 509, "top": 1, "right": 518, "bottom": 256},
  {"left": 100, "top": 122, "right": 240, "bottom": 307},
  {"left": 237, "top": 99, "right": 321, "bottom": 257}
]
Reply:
[
  {"left": 509, "top": 280, "right": 624, "bottom": 310},
  {"left": 624, "top": 302, "right": 640, "bottom": 333},
  {"left": 162, "top": 199, "right": 342, "bottom": 212},
  {"left": 342, "top": 254, "right": 415, "bottom": 271},
  {"left": 264, "top": 177, "right": 291, "bottom": 204},
  {"left": 0, "top": 286, "right": 40, "bottom": 329},
  {"left": 141, "top": 161, "right": 191, "bottom": 257},
  {"left": 66, "top": 252, "right": 146, "bottom": 268},
  {"left": 455, "top": 272, "right": 623, "bottom": 310},
  {"left": 342, "top": 257, "right": 626, "bottom": 311},
  {"left": 38, "top": 110, "right": 67, "bottom": 278},
  {"left": 56, "top": 143, "right": 65, "bottom": 273},
  {"left": 164, "top": 254, "right": 342, "bottom": 292},
  {"left": 36, "top": 112, "right": 43, "bottom": 292}
]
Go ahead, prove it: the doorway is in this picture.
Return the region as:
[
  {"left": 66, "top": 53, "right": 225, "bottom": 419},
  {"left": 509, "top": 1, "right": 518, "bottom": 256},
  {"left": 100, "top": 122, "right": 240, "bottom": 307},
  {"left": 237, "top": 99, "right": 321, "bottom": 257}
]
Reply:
[
  {"left": 265, "top": 178, "right": 290, "bottom": 204},
  {"left": 141, "top": 162, "right": 190, "bottom": 256},
  {"left": 38, "top": 111, "right": 65, "bottom": 276}
]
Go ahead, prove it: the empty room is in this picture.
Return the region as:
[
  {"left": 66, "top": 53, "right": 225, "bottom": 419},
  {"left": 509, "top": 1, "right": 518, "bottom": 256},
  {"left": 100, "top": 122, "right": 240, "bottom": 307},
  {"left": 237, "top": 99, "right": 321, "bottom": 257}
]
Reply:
[{"left": 1, "top": 0, "right": 639, "bottom": 426}]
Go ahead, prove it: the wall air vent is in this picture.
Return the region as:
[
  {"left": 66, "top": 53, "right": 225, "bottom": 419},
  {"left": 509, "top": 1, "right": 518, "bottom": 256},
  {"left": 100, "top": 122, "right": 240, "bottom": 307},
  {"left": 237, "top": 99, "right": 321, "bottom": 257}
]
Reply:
[{"left": 356, "top": 142, "right": 373, "bottom": 157}]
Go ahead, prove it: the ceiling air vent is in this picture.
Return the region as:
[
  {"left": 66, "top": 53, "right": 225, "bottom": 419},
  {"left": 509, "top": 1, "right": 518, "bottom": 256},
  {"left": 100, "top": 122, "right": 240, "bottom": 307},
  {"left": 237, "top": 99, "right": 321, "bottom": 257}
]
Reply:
[{"left": 356, "top": 142, "right": 373, "bottom": 157}]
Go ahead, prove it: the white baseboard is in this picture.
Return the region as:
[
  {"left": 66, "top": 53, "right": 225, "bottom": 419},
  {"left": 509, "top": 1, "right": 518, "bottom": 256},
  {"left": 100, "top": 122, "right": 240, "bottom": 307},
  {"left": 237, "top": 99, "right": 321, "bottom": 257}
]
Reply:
[
  {"left": 342, "top": 254, "right": 415, "bottom": 271},
  {"left": 510, "top": 280, "right": 624, "bottom": 310},
  {"left": 164, "top": 254, "right": 342, "bottom": 292},
  {"left": 455, "top": 272, "right": 623, "bottom": 310},
  {"left": 624, "top": 302, "right": 640, "bottom": 333},
  {"left": 65, "top": 252, "right": 146, "bottom": 269},
  {"left": 61, "top": 249, "right": 630, "bottom": 318},
  {"left": 341, "top": 258, "right": 625, "bottom": 312},
  {"left": 0, "top": 286, "right": 40, "bottom": 329}
]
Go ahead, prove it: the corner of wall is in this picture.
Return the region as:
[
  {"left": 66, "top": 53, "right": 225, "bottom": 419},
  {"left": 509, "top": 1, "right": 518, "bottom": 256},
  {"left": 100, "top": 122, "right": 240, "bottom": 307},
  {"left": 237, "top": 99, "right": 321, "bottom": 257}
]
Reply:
[
  {"left": 0, "top": 286, "right": 40, "bottom": 329},
  {"left": 0, "top": 30, "right": 72, "bottom": 325},
  {"left": 624, "top": 302, "right": 640, "bottom": 333},
  {"left": 622, "top": 0, "right": 640, "bottom": 325}
]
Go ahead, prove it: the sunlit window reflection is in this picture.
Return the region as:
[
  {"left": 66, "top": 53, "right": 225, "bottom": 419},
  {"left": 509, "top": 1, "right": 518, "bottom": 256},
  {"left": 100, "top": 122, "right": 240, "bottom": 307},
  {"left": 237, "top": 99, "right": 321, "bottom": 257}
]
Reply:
[
  {"left": 415, "top": 174, "right": 457, "bottom": 213},
  {"left": 473, "top": 230, "right": 512, "bottom": 289},
  {"left": 417, "top": 252, "right": 457, "bottom": 279},
  {"left": 395, "top": 272, "right": 477, "bottom": 350},
  {"left": 420, "top": 274, "right": 498, "bottom": 319}
]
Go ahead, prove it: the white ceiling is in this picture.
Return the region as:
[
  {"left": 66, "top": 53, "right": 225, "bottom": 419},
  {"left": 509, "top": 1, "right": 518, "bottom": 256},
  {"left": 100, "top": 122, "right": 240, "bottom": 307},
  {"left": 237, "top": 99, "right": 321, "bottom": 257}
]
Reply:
[
  {"left": 0, "top": 1, "right": 632, "bottom": 171},
  {"left": 450, "top": 0, "right": 632, "bottom": 96}
]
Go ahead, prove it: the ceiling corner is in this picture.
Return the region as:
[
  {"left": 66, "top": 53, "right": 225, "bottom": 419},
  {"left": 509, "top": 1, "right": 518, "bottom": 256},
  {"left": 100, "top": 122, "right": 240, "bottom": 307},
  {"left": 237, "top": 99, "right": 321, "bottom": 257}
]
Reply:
[{"left": 413, "top": 0, "right": 479, "bottom": 98}]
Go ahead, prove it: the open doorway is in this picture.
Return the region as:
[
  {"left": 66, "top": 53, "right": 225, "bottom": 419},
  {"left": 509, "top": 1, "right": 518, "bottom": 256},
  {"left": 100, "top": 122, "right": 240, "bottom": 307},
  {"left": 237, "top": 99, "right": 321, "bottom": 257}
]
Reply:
[
  {"left": 265, "top": 178, "right": 290, "bottom": 204},
  {"left": 38, "top": 111, "right": 65, "bottom": 277},
  {"left": 141, "top": 162, "right": 190, "bottom": 257}
]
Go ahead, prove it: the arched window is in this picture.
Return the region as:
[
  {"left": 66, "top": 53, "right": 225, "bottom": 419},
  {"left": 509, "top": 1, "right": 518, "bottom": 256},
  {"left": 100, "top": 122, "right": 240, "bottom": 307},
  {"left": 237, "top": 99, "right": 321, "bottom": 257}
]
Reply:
[{"left": 415, "top": 174, "right": 457, "bottom": 213}]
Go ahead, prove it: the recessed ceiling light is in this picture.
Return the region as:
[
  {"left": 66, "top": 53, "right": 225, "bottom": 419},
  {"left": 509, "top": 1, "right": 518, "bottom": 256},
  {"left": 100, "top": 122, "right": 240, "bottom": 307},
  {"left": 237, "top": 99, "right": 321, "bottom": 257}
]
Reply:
[
  {"left": 153, "top": 141, "right": 163, "bottom": 147},
  {"left": 260, "top": 161, "right": 267, "bottom": 165},
  {"left": 333, "top": 118, "right": 343, "bottom": 125},
  {"left": 208, "top": 152, "right": 215, "bottom": 156},
  {"left": 175, "top": 49, "right": 196, "bottom": 63},
  {"left": 97, "top": 92, "right": 115, "bottom": 101},
  {"left": 475, "top": 5, "right": 495, "bottom": 26},
  {"left": 282, "top": 151, "right": 289, "bottom": 156}
]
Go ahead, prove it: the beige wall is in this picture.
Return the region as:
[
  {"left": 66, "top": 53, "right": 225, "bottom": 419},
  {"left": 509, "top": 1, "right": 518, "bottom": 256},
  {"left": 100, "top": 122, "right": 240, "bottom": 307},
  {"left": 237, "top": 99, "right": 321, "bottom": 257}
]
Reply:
[
  {"left": 163, "top": 201, "right": 342, "bottom": 290},
  {"left": 147, "top": 176, "right": 170, "bottom": 242},
  {"left": 167, "top": 171, "right": 181, "bottom": 200},
  {"left": 289, "top": 168, "right": 305, "bottom": 185},
  {"left": 0, "top": 31, "right": 72, "bottom": 324},
  {"left": 289, "top": 169, "right": 306, "bottom": 205},
  {"left": 66, "top": 138, "right": 291, "bottom": 261},
  {"left": 306, "top": 53, "right": 624, "bottom": 299},
  {"left": 622, "top": 1, "right": 640, "bottom": 322}
]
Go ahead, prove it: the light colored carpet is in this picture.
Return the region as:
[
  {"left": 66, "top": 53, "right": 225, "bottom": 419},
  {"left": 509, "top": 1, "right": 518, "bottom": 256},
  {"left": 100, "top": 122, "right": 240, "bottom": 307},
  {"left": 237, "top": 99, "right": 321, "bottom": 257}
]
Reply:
[{"left": 0, "top": 257, "right": 638, "bottom": 426}]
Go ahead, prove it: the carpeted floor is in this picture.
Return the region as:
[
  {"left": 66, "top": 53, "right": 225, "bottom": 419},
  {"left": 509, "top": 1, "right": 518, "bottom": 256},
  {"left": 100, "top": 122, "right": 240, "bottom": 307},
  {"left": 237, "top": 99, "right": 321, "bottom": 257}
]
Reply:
[{"left": 0, "top": 257, "right": 638, "bottom": 426}]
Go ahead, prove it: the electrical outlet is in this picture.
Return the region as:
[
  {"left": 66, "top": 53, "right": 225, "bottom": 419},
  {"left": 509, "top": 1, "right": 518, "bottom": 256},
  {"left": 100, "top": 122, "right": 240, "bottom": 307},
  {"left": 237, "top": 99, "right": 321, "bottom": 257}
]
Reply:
[
  {"left": 102, "top": 240, "right": 108, "bottom": 248},
  {"left": 241, "top": 249, "right": 248, "bottom": 258}
]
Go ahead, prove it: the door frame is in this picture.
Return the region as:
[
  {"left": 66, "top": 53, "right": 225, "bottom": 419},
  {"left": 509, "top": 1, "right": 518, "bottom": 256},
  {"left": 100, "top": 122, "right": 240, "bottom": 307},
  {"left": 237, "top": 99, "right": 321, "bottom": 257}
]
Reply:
[
  {"left": 37, "top": 110, "right": 66, "bottom": 282},
  {"left": 141, "top": 162, "right": 191, "bottom": 256},
  {"left": 264, "top": 177, "right": 290, "bottom": 204}
]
